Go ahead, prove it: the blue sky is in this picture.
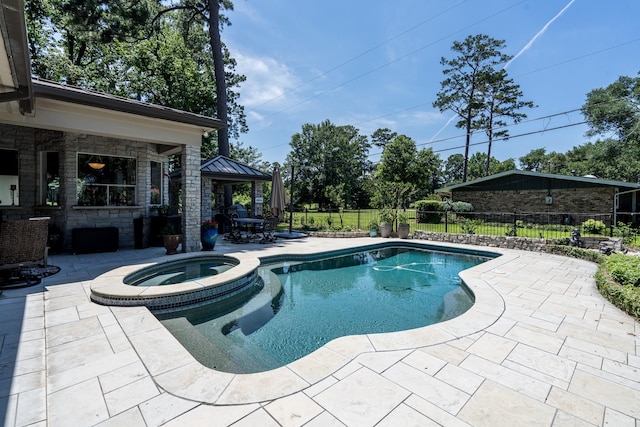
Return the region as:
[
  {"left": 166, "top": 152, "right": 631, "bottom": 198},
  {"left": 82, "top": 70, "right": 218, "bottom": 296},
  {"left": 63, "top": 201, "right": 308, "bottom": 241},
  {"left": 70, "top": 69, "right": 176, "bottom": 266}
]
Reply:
[{"left": 223, "top": 0, "right": 640, "bottom": 168}]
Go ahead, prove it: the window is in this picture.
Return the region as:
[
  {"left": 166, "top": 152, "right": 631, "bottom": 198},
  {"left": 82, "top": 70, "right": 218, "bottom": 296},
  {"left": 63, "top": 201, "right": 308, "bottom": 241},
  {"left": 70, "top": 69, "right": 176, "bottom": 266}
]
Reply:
[
  {"left": 77, "top": 153, "right": 136, "bottom": 206},
  {"left": 150, "top": 161, "right": 162, "bottom": 205},
  {"left": 0, "top": 149, "right": 19, "bottom": 206},
  {"left": 41, "top": 152, "right": 60, "bottom": 206}
]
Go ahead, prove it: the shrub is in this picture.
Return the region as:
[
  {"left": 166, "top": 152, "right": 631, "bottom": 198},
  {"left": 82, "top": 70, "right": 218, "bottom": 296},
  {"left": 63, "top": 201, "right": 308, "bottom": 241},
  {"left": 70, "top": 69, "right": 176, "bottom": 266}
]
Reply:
[
  {"left": 581, "top": 218, "right": 607, "bottom": 235},
  {"left": 449, "top": 201, "right": 474, "bottom": 213},
  {"left": 415, "top": 200, "right": 442, "bottom": 224},
  {"left": 460, "top": 218, "right": 483, "bottom": 234},
  {"left": 604, "top": 253, "right": 640, "bottom": 286}
]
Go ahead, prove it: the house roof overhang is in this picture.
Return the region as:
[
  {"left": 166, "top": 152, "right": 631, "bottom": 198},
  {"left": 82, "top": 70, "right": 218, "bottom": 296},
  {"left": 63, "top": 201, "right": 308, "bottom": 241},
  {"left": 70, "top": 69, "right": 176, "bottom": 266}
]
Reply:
[{"left": 0, "top": 0, "right": 33, "bottom": 114}]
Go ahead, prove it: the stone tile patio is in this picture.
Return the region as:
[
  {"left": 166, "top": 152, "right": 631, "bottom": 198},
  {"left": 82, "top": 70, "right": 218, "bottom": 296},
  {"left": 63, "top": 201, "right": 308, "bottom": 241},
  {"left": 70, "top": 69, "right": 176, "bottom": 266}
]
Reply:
[{"left": 0, "top": 237, "right": 638, "bottom": 426}]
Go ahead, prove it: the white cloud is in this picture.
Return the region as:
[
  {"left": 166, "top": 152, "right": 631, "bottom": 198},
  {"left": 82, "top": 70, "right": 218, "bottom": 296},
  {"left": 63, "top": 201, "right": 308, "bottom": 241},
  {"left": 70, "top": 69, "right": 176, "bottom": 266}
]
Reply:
[{"left": 232, "top": 50, "right": 300, "bottom": 111}]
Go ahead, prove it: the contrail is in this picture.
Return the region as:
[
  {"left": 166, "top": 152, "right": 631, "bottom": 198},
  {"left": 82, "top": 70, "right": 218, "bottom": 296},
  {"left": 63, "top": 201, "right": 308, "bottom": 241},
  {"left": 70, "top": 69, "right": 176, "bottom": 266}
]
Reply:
[
  {"left": 505, "top": 0, "right": 576, "bottom": 69},
  {"left": 429, "top": 0, "right": 576, "bottom": 141}
]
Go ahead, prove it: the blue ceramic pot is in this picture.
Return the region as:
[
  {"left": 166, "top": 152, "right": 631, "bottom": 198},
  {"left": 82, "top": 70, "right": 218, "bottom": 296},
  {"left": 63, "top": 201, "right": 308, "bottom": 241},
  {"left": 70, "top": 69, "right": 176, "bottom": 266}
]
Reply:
[{"left": 201, "top": 228, "right": 218, "bottom": 250}]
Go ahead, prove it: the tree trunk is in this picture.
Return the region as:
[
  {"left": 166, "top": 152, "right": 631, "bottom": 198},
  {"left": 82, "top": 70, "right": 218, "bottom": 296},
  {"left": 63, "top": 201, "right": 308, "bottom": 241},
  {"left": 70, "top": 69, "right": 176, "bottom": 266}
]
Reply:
[{"left": 208, "top": 0, "right": 232, "bottom": 207}]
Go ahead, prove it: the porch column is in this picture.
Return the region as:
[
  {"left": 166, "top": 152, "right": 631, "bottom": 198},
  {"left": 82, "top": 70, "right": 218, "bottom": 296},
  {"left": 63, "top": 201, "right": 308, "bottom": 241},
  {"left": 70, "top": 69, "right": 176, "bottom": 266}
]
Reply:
[
  {"left": 181, "top": 145, "right": 201, "bottom": 252},
  {"left": 253, "top": 181, "right": 264, "bottom": 217},
  {"left": 201, "top": 177, "right": 213, "bottom": 222}
]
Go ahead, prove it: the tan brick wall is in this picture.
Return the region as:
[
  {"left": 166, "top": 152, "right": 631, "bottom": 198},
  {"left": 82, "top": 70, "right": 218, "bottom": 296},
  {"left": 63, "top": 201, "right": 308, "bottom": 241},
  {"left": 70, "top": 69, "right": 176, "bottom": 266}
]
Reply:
[{"left": 454, "top": 187, "right": 615, "bottom": 213}]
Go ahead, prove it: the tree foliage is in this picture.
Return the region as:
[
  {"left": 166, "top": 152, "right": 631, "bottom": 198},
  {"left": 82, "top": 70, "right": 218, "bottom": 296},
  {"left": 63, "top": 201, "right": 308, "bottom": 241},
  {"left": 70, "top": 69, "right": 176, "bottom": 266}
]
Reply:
[{"left": 286, "top": 120, "right": 372, "bottom": 209}]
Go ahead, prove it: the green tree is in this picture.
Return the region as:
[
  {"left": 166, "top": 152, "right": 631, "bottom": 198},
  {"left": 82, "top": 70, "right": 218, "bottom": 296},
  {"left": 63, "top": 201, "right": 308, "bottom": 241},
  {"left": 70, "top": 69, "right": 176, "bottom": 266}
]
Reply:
[
  {"left": 474, "top": 69, "right": 535, "bottom": 175},
  {"left": 466, "top": 152, "right": 515, "bottom": 181},
  {"left": 433, "top": 34, "right": 512, "bottom": 182},
  {"left": 582, "top": 74, "right": 640, "bottom": 142},
  {"left": 286, "top": 120, "right": 371, "bottom": 209},
  {"left": 442, "top": 154, "right": 465, "bottom": 185},
  {"left": 519, "top": 148, "right": 548, "bottom": 172},
  {"left": 371, "top": 128, "right": 398, "bottom": 149}
]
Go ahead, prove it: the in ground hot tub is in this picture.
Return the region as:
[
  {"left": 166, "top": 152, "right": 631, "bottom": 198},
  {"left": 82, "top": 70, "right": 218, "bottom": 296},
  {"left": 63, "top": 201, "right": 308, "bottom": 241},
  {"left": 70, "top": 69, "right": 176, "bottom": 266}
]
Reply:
[{"left": 90, "top": 254, "right": 261, "bottom": 311}]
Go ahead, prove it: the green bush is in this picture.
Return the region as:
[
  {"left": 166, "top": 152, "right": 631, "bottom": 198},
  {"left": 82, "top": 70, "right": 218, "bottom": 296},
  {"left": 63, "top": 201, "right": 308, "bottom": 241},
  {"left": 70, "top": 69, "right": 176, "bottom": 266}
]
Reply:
[
  {"left": 581, "top": 218, "right": 607, "bottom": 235},
  {"left": 415, "top": 200, "right": 442, "bottom": 223},
  {"left": 449, "top": 201, "right": 474, "bottom": 213},
  {"left": 460, "top": 218, "right": 483, "bottom": 234},
  {"left": 604, "top": 253, "right": 640, "bottom": 286},
  {"left": 596, "top": 268, "right": 640, "bottom": 320}
]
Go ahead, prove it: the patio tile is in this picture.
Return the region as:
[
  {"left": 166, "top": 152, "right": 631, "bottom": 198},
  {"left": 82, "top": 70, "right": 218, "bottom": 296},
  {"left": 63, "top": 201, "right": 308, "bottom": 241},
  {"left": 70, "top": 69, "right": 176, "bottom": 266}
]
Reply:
[
  {"left": 302, "top": 410, "right": 345, "bottom": 427},
  {"left": 551, "top": 410, "right": 598, "bottom": 427},
  {"left": 353, "top": 349, "right": 411, "bottom": 373},
  {"left": 47, "top": 348, "right": 139, "bottom": 394},
  {"left": 104, "top": 376, "right": 160, "bottom": 417},
  {"left": 545, "top": 386, "right": 604, "bottom": 426},
  {"left": 401, "top": 348, "right": 447, "bottom": 375},
  {"left": 563, "top": 337, "right": 627, "bottom": 363},
  {"left": 434, "top": 363, "right": 484, "bottom": 395},
  {"left": 602, "top": 407, "right": 637, "bottom": 427},
  {"left": 569, "top": 369, "right": 640, "bottom": 418},
  {"left": 98, "top": 361, "right": 149, "bottom": 394},
  {"left": 376, "top": 403, "right": 440, "bottom": 427},
  {"left": 419, "top": 343, "right": 470, "bottom": 365},
  {"left": 404, "top": 394, "right": 473, "bottom": 427},
  {"left": 288, "top": 346, "right": 352, "bottom": 384},
  {"left": 46, "top": 315, "right": 103, "bottom": 349},
  {"left": 460, "top": 354, "right": 551, "bottom": 401},
  {"left": 458, "top": 380, "right": 556, "bottom": 427},
  {"left": 215, "top": 366, "right": 310, "bottom": 404},
  {"left": 14, "top": 385, "right": 46, "bottom": 426},
  {"left": 466, "top": 332, "right": 517, "bottom": 363},
  {"left": 314, "top": 367, "right": 410, "bottom": 427},
  {"left": 45, "top": 307, "right": 80, "bottom": 328},
  {"left": 161, "top": 403, "right": 260, "bottom": 427},
  {"left": 231, "top": 408, "right": 281, "bottom": 427},
  {"left": 154, "top": 361, "right": 234, "bottom": 404},
  {"left": 506, "top": 344, "right": 576, "bottom": 383},
  {"left": 504, "top": 324, "right": 564, "bottom": 354},
  {"left": 48, "top": 378, "right": 109, "bottom": 427},
  {"left": 383, "top": 362, "right": 469, "bottom": 414},
  {"left": 93, "top": 407, "right": 146, "bottom": 427},
  {"left": 265, "top": 392, "right": 324, "bottom": 427},
  {"left": 138, "top": 391, "right": 199, "bottom": 426}
]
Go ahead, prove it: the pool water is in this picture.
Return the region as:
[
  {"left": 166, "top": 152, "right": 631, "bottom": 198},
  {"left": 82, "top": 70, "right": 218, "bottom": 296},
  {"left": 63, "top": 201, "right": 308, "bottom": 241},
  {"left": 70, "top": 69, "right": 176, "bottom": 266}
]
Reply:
[
  {"left": 125, "top": 257, "right": 237, "bottom": 286},
  {"left": 156, "top": 246, "right": 490, "bottom": 373}
]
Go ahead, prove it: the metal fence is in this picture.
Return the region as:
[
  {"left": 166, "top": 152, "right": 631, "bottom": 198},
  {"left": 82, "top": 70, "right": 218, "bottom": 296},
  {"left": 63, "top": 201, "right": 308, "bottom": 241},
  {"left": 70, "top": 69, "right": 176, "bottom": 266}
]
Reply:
[{"left": 286, "top": 208, "right": 640, "bottom": 245}]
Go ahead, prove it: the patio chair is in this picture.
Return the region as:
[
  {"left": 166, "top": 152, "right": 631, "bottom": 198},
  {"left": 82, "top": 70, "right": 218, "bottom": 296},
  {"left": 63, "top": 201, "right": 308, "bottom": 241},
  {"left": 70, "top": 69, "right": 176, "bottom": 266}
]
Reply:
[
  {"left": 0, "top": 217, "right": 50, "bottom": 287},
  {"left": 259, "top": 216, "right": 279, "bottom": 244}
]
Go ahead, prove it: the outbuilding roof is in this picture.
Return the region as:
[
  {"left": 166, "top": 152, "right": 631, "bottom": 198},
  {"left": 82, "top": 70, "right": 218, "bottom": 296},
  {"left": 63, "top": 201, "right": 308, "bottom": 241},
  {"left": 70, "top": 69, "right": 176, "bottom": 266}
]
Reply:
[{"left": 439, "top": 169, "right": 640, "bottom": 192}]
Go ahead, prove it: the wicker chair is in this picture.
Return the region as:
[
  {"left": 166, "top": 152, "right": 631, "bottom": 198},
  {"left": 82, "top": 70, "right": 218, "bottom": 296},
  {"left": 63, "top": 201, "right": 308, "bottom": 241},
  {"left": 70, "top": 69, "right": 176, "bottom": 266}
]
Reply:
[{"left": 0, "top": 217, "right": 50, "bottom": 271}]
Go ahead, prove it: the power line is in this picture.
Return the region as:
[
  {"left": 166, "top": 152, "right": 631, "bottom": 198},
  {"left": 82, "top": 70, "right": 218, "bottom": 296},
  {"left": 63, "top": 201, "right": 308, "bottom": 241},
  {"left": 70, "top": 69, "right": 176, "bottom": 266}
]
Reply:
[
  {"left": 259, "top": 1, "right": 526, "bottom": 121},
  {"left": 252, "top": 0, "right": 470, "bottom": 109}
]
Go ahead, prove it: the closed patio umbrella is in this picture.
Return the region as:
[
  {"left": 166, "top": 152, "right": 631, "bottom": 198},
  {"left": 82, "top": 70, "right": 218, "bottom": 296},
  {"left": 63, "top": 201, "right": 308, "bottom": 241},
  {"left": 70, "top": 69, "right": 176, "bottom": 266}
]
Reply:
[{"left": 270, "top": 166, "right": 287, "bottom": 221}]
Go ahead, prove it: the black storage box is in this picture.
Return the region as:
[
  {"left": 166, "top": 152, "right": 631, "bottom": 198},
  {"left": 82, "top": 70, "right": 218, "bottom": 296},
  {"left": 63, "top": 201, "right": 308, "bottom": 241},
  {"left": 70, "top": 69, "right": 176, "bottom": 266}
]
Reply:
[{"left": 72, "top": 227, "right": 119, "bottom": 254}]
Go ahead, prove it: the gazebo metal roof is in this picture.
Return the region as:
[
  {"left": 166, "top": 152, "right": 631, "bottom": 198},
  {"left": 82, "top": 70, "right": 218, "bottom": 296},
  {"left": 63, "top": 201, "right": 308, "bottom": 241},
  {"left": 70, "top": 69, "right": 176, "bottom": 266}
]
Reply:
[{"left": 173, "top": 155, "right": 271, "bottom": 183}]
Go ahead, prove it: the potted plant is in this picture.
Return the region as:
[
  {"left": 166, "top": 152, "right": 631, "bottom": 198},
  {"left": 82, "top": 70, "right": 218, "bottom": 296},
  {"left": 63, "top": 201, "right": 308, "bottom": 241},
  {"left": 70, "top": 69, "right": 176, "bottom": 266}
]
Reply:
[
  {"left": 397, "top": 211, "right": 410, "bottom": 239},
  {"left": 201, "top": 219, "right": 218, "bottom": 251},
  {"left": 367, "top": 219, "right": 379, "bottom": 237},
  {"left": 379, "top": 208, "right": 393, "bottom": 238},
  {"left": 162, "top": 224, "right": 181, "bottom": 255}
]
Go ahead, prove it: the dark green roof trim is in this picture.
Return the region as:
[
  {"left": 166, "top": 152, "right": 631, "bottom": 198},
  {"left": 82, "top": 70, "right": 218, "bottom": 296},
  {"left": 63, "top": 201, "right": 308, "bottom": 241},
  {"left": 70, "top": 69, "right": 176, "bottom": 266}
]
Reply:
[{"left": 438, "top": 170, "right": 640, "bottom": 193}]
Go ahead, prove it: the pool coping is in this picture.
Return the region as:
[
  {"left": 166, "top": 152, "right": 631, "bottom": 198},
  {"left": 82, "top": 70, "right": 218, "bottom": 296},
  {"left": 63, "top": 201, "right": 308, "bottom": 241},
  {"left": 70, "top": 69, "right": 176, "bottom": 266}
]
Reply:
[{"left": 105, "top": 239, "right": 514, "bottom": 405}]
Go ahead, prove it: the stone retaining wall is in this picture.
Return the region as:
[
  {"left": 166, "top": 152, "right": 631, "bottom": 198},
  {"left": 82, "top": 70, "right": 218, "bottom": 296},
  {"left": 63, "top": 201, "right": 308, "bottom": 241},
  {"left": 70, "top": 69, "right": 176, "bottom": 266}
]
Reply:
[{"left": 413, "top": 230, "right": 548, "bottom": 251}]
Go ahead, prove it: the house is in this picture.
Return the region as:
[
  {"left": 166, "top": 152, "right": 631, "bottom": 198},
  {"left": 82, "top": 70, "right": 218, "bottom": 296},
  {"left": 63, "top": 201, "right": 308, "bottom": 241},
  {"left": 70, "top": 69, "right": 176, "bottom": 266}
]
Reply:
[
  {"left": 0, "top": 0, "right": 225, "bottom": 252},
  {"left": 439, "top": 170, "right": 640, "bottom": 224}
]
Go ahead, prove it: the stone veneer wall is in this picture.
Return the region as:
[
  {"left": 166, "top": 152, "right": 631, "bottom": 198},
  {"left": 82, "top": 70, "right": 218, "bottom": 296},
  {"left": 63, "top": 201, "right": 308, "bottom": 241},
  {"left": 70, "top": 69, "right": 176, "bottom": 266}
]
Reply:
[
  {"left": 0, "top": 123, "right": 171, "bottom": 251},
  {"left": 413, "top": 230, "right": 548, "bottom": 251},
  {"left": 454, "top": 187, "right": 616, "bottom": 213},
  {"left": 181, "top": 145, "right": 201, "bottom": 252}
]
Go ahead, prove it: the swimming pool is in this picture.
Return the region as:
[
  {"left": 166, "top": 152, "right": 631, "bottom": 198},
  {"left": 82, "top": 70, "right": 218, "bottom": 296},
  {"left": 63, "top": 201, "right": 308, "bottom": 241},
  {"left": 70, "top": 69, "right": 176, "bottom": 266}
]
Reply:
[
  {"left": 124, "top": 256, "right": 237, "bottom": 286},
  {"left": 156, "top": 245, "right": 491, "bottom": 373}
]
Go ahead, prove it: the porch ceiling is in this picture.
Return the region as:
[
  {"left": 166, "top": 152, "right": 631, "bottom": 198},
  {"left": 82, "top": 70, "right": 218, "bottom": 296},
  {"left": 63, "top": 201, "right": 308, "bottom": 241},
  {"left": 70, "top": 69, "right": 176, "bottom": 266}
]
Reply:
[{"left": 0, "top": 0, "right": 33, "bottom": 114}]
